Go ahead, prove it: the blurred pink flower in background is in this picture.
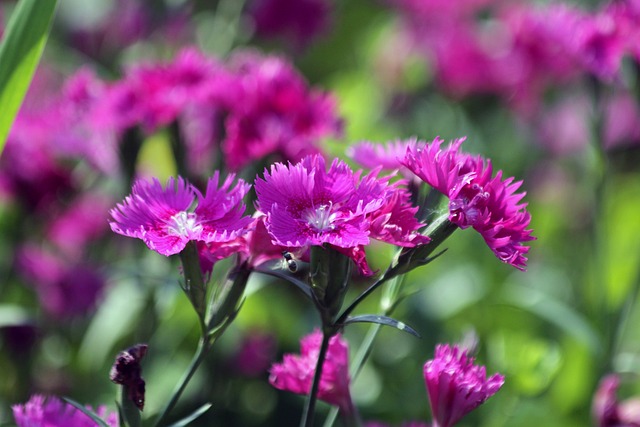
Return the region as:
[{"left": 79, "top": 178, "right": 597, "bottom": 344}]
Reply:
[
  {"left": 233, "top": 331, "right": 277, "bottom": 377},
  {"left": 424, "top": 344, "right": 504, "bottom": 427},
  {"left": 46, "top": 193, "right": 114, "bottom": 260},
  {"left": 592, "top": 374, "right": 640, "bottom": 427},
  {"left": 269, "top": 330, "right": 354, "bottom": 413},
  {"left": 16, "top": 245, "right": 107, "bottom": 319},
  {"left": 249, "top": 0, "right": 331, "bottom": 49},
  {"left": 224, "top": 52, "right": 343, "bottom": 170},
  {"left": 13, "top": 395, "right": 118, "bottom": 427}
]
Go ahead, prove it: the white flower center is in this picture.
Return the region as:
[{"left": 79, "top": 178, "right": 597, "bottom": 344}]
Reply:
[
  {"left": 167, "top": 211, "right": 202, "bottom": 237},
  {"left": 304, "top": 204, "right": 337, "bottom": 232}
]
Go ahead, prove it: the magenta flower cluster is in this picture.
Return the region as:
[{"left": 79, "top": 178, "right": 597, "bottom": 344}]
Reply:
[
  {"left": 392, "top": 0, "right": 640, "bottom": 112},
  {"left": 13, "top": 395, "right": 119, "bottom": 427},
  {"left": 424, "top": 344, "right": 505, "bottom": 427}
]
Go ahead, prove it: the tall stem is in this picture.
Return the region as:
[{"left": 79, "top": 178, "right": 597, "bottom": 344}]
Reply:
[
  {"left": 300, "top": 330, "right": 332, "bottom": 427},
  {"left": 153, "top": 337, "right": 211, "bottom": 427}
]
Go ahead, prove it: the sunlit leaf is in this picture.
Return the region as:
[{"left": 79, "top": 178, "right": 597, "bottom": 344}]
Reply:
[
  {"left": 0, "top": 0, "right": 58, "bottom": 151},
  {"left": 343, "top": 314, "right": 420, "bottom": 337}
]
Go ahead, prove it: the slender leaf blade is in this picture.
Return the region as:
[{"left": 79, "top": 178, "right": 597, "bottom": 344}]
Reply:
[
  {"left": 0, "top": 0, "right": 58, "bottom": 151},
  {"left": 166, "top": 403, "right": 213, "bottom": 427},
  {"left": 62, "top": 398, "right": 111, "bottom": 427},
  {"left": 342, "top": 314, "right": 421, "bottom": 337}
]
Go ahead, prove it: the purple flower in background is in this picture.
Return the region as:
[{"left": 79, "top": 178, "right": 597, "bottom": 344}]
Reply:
[
  {"left": 110, "top": 173, "right": 252, "bottom": 257},
  {"left": 402, "top": 137, "right": 535, "bottom": 270},
  {"left": 249, "top": 0, "right": 331, "bottom": 49},
  {"left": 233, "top": 331, "right": 277, "bottom": 377},
  {"left": 348, "top": 138, "right": 425, "bottom": 172},
  {"left": 47, "top": 193, "right": 114, "bottom": 260},
  {"left": 424, "top": 344, "right": 504, "bottom": 427},
  {"left": 13, "top": 395, "right": 118, "bottom": 427},
  {"left": 269, "top": 330, "right": 353, "bottom": 413},
  {"left": 16, "top": 245, "right": 106, "bottom": 319},
  {"left": 224, "top": 52, "right": 343, "bottom": 170},
  {"left": 592, "top": 374, "right": 640, "bottom": 427}
]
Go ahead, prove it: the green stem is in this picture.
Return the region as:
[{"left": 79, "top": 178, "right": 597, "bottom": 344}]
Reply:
[
  {"left": 300, "top": 330, "right": 332, "bottom": 427},
  {"left": 179, "top": 241, "right": 207, "bottom": 333},
  {"left": 153, "top": 338, "right": 210, "bottom": 427}
]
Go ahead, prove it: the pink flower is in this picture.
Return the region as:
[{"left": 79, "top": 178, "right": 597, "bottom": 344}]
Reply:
[
  {"left": 593, "top": 374, "right": 640, "bottom": 427},
  {"left": 109, "top": 173, "right": 252, "bottom": 257},
  {"left": 402, "top": 137, "right": 534, "bottom": 270},
  {"left": 13, "top": 395, "right": 118, "bottom": 427},
  {"left": 424, "top": 344, "right": 504, "bottom": 427},
  {"left": 255, "top": 155, "right": 383, "bottom": 249},
  {"left": 223, "top": 52, "right": 343, "bottom": 170},
  {"left": 269, "top": 330, "right": 353, "bottom": 413},
  {"left": 255, "top": 155, "right": 426, "bottom": 274}
]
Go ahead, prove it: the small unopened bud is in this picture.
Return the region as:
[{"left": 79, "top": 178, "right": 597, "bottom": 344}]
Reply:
[{"left": 110, "top": 343, "right": 148, "bottom": 411}]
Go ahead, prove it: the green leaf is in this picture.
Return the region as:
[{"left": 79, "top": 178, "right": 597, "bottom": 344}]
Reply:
[
  {"left": 166, "top": 403, "right": 213, "bottom": 427},
  {"left": 342, "top": 314, "right": 421, "bottom": 338},
  {"left": 62, "top": 398, "right": 111, "bottom": 427},
  {"left": 0, "top": 0, "right": 58, "bottom": 152},
  {"left": 254, "top": 260, "right": 313, "bottom": 300}
]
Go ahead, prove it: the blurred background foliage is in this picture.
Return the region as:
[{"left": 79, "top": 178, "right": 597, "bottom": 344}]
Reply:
[{"left": 1, "top": 0, "right": 640, "bottom": 426}]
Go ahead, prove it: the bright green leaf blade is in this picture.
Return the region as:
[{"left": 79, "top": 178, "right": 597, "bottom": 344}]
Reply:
[
  {"left": 0, "top": 0, "right": 58, "bottom": 152},
  {"left": 343, "top": 314, "right": 421, "bottom": 338}
]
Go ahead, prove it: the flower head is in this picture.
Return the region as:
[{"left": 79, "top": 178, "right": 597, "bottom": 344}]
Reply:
[
  {"left": 223, "top": 53, "right": 342, "bottom": 170},
  {"left": 402, "top": 137, "right": 534, "bottom": 270},
  {"left": 593, "top": 374, "right": 640, "bottom": 427},
  {"left": 424, "top": 344, "right": 504, "bottom": 427},
  {"left": 269, "top": 330, "right": 353, "bottom": 413},
  {"left": 255, "top": 154, "right": 427, "bottom": 274},
  {"left": 13, "top": 395, "right": 118, "bottom": 427},
  {"left": 255, "top": 155, "right": 384, "bottom": 249},
  {"left": 109, "top": 173, "right": 252, "bottom": 257}
]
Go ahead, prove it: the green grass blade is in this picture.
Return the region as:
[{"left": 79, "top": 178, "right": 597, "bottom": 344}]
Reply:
[{"left": 0, "top": 0, "right": 58, "bottom": 153}]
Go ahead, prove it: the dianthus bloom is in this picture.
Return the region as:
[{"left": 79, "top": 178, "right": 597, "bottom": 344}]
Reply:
[
  {"left": 223, "top": 53, "right": 343, "bottom": 170},
  {"left": 13, "top": 395, "right": 118, "bottom": 427},
  {"left": 109, "top": 173, "right": 252, "bottom": 256},
  {"left": 592, "top": 374, "right": 640, "bottom": 427},
  {"left": 254, "top": 154, "right": 428, "bottom": 274},
  {"left": 269, "top": 330, "right": 353, "bottom": 413},
  {"left": 402, "top": 137, "right": 534, "bottom": 270},
  {"left": 424, "top": 344, "right": 504, "bottom": 427}
]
